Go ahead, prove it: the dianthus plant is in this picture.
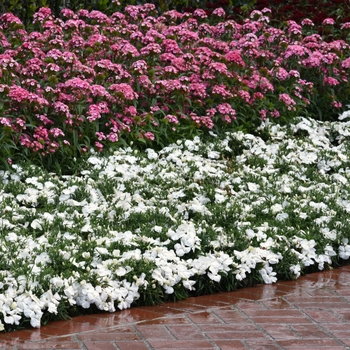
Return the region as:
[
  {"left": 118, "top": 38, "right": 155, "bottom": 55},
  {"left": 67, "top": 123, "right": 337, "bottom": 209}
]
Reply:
[{"left": 0, "top": 5, "right": 349, "bottom": 171}]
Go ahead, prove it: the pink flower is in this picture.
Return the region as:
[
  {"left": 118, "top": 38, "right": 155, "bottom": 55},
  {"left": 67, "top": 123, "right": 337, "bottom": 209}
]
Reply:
[
  {"left": 190, "top": 113, "right": 214, "bottom": 128},
  {"left": 289, "top": 70, "right": 300, "bottom": 78},
  {"left": 301, "top": 51, "right": 323, "bottom": 68},
  {"left": 212, "top": 8, "right": 225, "bottom": 17},
  {"left": 91, "top": 85, "right": 111, "bottom": 99},
  {"left": 50, "top": 128, "right": 65, "bottom": 138},
  {"left": 301, "top": 18, "right": 314, "bottom": 26},
  {"left": 212, "top": 84, "right": 233, "bottom": 98},
  {"left": 279, "top": 93, "right": 296, "bottom": 111},
  {"left": 193, "top": 9, "right": 208, "bottom": 19},
  {"left": 95, "top": 141, "right": 103, "bottom": 152},
  {"left": 259, "top": 77, "right": 274, "bottom": 92},
  {"left": 332, "top": 100, "right": 342, "bottom": 108},
  {"left": 87, "top": 33, "right": 109, "bottom": 47},
  {"left": 252, "top": 92, "right": 264, "bottom": 101},
  {"left": 33, "top": 7, "right": 52, "bottom": 23},
  {"left": 341, "top": 22, "right": 350, "bottom": 30},
  {"left": 284, "top": 44, "right": 309, "bottom": 58},
  {"left": 164, "top": 65, "right": 179, "bottom": 74},
  {"left": 109, "top": 83, "right": 138, "bottom": 100},
  {"left": 323, "top": 76, "right": 339, "bottom": 86},
  {"left": 60, "top": 9, "right": 77, "bottom": 19},
  {"left": 124, "top": 106, "right": 137, "bottom": 116},
  {"left": 275, "top": 67, "right": 289, "bottom": 81},
  {"left": 224, "top": 50, "right": 245, "bottom": 67},
  {"left": 107, "top": 132, "right": 119, "bottom": 142},
  {"left": 206, "top": 108, "right": 216, "bottom": 118},
  {"left": 54, "top": 102, "right": 72, "bottom": 117},
  {"left": 0, "top": 117, "right": 11, "bottom": 127},
  {"left": 96, "top": 132, "right": 106, "bottom": 141},
  {"left": 260, "top": 109, "right": 268, "bottom": 120},
  {"left": 140, "top": 43, "right": 161, "bottom": 55},
  {"left": 209, "top": 62, "right": 229, "bottom": 75},
  {"left": 8, "top": 86, "right": 29, "bottom": 102},
  {"left": 237, "top": 90, "right": 251, "bottom": 104},
  {"left": 36, "top": 114, "right": 54, "bottom": 125},
  {"left": 87, "top": 104, "right": 102, "bottom": 122},
  {"left": 322, "top": 18, "right": 335, "bottom": 26},
  {"left": 0, "top": 13, "right": 23, "bottom": 27},
  {"left": 144, "top": 132, "right": 155, "bottom": 140},
  {"left": 190, "top": 83, "right": 208, "bottom": 99},
  {"left": 131, "top": 60, "right": 148, "bottom": 74},
  {"left": 120, "top": 43, "right": 140, "bottom": 57},
  {"left": 88, "top": 10, "right": 111, "bottom": 24},
  {"left": 342, "top": 58, "right": 350, "bottom": 69},
  {"left": 249, "top": 10, "right": 269, "bottom": 23},
  {"left": 270, "top": 109, "right": 280, "bottom": 118},
  {"left": 65, "top": 77, "right": 91, "bottom": 91},
  {"left": 216, "top": 103, "right": 236, "bottom": 123},
  {"left": 165, "top": 115, "right": 179, "bottom": 124},
  {"left": 287, "top": 21, "right": 302, "bottom": 35},
  {"left": 138, "top": 75, "right": 155, "bottom": 93}
]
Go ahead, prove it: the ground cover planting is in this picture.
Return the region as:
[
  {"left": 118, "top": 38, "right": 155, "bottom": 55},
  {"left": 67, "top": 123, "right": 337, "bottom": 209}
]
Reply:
[
  {"left": 0, "top": 4, "right": 349, "bottom": 172},
  {"left": 1, "top": 115, "right": 350, "bottom": 331},
  {"left": 0, "top": 3, "right": 350, "bottom": 332}
]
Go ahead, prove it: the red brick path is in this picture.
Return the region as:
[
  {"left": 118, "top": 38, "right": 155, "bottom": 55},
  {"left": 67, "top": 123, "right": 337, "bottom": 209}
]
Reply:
[{"left": 1, "top": 265, "right": 350, "bottom": 349}]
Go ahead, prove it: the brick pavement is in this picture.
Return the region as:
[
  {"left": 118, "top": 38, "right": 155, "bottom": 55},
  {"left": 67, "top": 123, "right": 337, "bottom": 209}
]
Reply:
[{"left": 1, "top": 265, "right": 350, "bottom": 349}]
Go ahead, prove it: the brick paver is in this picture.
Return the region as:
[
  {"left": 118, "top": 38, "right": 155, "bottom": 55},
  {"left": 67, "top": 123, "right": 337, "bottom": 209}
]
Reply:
[{"left": 1, "top": 265, "right": 350, "bottom": 349}]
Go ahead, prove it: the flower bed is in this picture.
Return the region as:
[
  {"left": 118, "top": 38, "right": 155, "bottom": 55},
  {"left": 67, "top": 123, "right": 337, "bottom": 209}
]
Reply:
[
  {"left": 0, "top": 5, "right": 349, "bottom": 172},
  {"left": 1, "top": 3, "right": 350, "bottom": 332},
  {"left": 1, "top": 115, "right": 350, "bottom": 331}
]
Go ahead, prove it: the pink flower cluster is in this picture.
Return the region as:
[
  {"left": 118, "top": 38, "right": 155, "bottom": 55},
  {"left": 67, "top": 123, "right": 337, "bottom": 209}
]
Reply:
[{"left": 0, "top": 5, "right": 349, "bottom": 161}]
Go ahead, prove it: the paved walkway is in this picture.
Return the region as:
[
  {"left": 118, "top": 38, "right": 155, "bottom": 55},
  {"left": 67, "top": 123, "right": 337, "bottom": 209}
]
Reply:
[{"left": 1, "top": 265, "right": 350, "bottom": 349}]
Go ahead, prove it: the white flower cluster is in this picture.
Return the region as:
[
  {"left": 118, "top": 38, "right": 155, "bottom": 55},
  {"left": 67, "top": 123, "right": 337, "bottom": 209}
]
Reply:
[
  {"left": 1, "top": 114, "right": 350, "bottom": 330},
  {"left": 63, "top": 278, "right": 140, "bottom": 311}
]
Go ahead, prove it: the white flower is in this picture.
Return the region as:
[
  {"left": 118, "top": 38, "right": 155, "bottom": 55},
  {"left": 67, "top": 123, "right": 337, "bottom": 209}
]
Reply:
[
  {"left": 338, "top": 109, "right": 350, "bottom": 120},
  {"left": 208, "top": 272, "right": 221, "bottom": 282},
  {"left": 290, "top": 264, "right": 301, "bottom": 278},
  {"left": 34, "top": 252, "right": 51, "bottom": 266},
  {"left": 298, "top": 151, "right": 318, "bottom": 164},
  {"left": 271, "top": 203, "right": 283, "bottom": 214},
  {"left": 247, "top": 182, "right": 259, "bottom": 192},
  {"left": 64, "top": 286, "right": 77, "bottom": 305},
  {"left": 174, "top": 242, "right": 190, "bottom": 257},
  {"left": 331, "top": 173, "right": 347, "bottom": 184},
  {"left": 82, "top": 252, "right": 90, "bottom": 259},
  {"left": 40, "top": 290, "right": 61, "bottom": 314},
  {"left": 309, "top": 201, "right": 328, "bottom": 211},
  {"left": 5, "top": 232, "right": 18, "bottom": 242},
  {"left": 152, "top": 225, "right": 163, "bottom": 233},
  {"left": 320, "top": 227, "right": 337, "bottom": 240},
  {"left": 115, "top": 266, "right": 132, "bottom": 276},
  {"left": 215, "top": 193, "right": 226, "bottom": 203},
  {"left": 207, "top": 150, "right": 220, "bottom": 159},
  {"left": 182, "top": 279, "right": 196, "bottom": 290},
  {"left": 259, "top": 264, "right": 277, "bottom": 284},
  {"left": 30, "top": 219, "right": 43, "bottom": 230},
  {"left": 4, "top": 315, "right": 21, "bottom": 326},
  {"left": 276, "top": 212, "right": 289, "bottom": 221},
  {"left": 339, "top": 242, "right": 350, "bottom": 260},
  {"left": 145, "top": 148, "right": 158, "bottom": 160},
  {"left": 246, "top": 229, "right": 255, "bottom": 239},
  {"left": 324, "top": 244, "right": 336, "bottom": 257}
]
